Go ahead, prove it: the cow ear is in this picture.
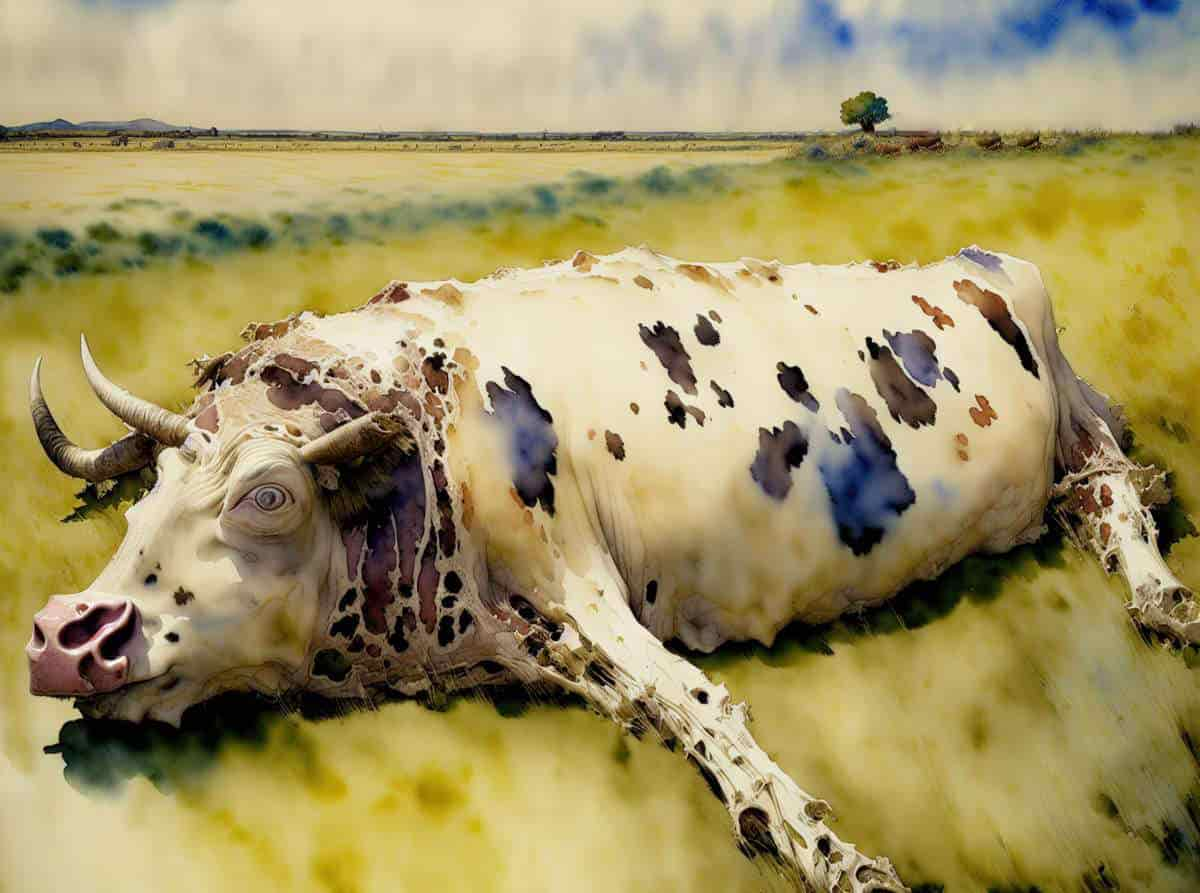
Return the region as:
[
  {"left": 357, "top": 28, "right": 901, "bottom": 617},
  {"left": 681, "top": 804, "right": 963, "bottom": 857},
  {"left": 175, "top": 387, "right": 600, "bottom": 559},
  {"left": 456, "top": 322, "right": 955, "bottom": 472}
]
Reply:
[{"left": 316, "top": 433, "right": 421, "bottom": 525}]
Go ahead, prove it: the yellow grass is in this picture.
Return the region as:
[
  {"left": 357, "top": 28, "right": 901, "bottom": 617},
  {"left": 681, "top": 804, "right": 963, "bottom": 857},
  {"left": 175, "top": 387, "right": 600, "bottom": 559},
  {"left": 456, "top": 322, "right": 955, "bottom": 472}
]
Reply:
[{"left": 0, "top": 137, "right": 1197, "bottom": 893}]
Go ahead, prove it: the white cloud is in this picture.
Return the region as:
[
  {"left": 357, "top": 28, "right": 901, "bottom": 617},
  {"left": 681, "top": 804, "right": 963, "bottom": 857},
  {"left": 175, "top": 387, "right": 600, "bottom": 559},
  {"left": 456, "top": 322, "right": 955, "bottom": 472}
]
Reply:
[{"left": 0, "top": 0, "right": 1196, "bottom": 131}]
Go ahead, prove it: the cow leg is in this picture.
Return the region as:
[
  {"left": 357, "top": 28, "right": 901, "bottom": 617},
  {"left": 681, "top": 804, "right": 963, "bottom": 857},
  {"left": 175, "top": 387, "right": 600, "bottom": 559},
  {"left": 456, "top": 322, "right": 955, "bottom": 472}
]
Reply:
[
  {"left": 1053, "top": 385, "right": 1198, "bottom": 644},
  {"left": 523, "top": 558, "right": 906, "bottom": 893}
]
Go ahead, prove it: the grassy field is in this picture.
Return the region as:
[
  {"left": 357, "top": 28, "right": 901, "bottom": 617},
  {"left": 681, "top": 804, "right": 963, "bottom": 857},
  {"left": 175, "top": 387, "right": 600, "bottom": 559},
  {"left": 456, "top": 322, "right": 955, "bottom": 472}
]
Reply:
[{"left": 0, "top": 134, "right": 1198, "bottom": 893}]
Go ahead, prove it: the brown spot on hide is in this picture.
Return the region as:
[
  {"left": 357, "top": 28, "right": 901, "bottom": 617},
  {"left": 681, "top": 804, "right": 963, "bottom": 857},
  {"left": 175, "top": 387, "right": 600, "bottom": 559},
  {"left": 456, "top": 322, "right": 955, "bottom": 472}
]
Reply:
[
  {"left": 1100, "top": 483, "right": 1113, "bottom": 508},
  {"left": 639, "top": 322, "right": 698, "bottom": 395},
  {"left": 418, "top": 553, "right": 439, "bottom": 633},
  {"left": 955, "top": 433, "right": 968, "bottom": 446},
  {"left": 633, "top": 274, "right": 653, "bottom": 289},
  {"left": 804, "top": 304, "right": 819, "bottom": 315},
  {"left": 605, "top": 431, "right": 626, "bottom": 461},
  {"left": 865, "top": 337, "right": 937, "bottom": 428},
  {"left": 357, "top": 450, "right": 426, "bottom": 634},
  {"left": 969, "top": 394, "right": 998, "bottom": 428},
  {"left": 1100, "top": 522, "right": 1112, "bottom": 546},
  {"left": 571, "top": 250, "right": 597, "bottom": 272},
  {"left": 953, "top": 279, "right": 1039, "bottom": 377},
  {"left": 361, "top": 518, "right": 397, "bottom": 635},
  {"left": 676, "top": 263, "right": 731, "bottom": 292},
  {"left": 173, "top": 587, "right": 194, "bottom": 606},
  {"left": 737, "top": 807, "right": 781, "bottom": 862},
  {"left": 191, "top": 352, "right": 233, "bottom": 389},
  {"left": 664, "top": 390, "right": 688, "bottom": 428},
  {"left": 871, "top": 260, "right": 901, "bottom": 273},
  {"left": 420, "top": 283, "right": 463, "bottom": 307},
  {"left": 750, "top": 421, "right": 809, "bottom": 500},
  {"left": 432, "top": 461, "right": 456, "bottom": 556},
  {"left": 215, "top": 344, "right": 266, "bottom": 386},
  {"left": 776, "top": 362, "right": 819, "bottom": 413},
  {"left": 957, "top": 449, "right": 969, "bottom": 461},
  {"left": 421, "top": 353, "right": 449, "bottom": 394},
  {"left": 685, "top": 405, "right": 706, "bottom": 427},
  {"left": 262, "top": 354, "right": 366, "bottom": 419},
  {"left": 694, "top": 314, "right": 720, "bottom": 346},
  {"left": 912, "top": 295, "right": 955, "bottom": 330},
  {"left": 587, "top": 429, "right": 596, "bottom": 440},
  {"left": 708, "top": 309, "right": 722, "bottom": 323},
  {"left": 368, "top": 282, "right": 411, "bottom": 305},
  {"left": 629, "top": 402, "right": 640, "bottom": 415},
  {"left": 243, "top": 315, "right": 304, "bottom": 342},
  {"left": 710, "top": 381, "right": 734, "bottom": 408},
  {"left": 194, "top": 396, "right": 220, "bottom": 432},
  {"left": 1071, "top": 485, "right": 1102, "bottom": 517},
  {"left": 460, "top": 483, "right": 474, "bottom": 528}
]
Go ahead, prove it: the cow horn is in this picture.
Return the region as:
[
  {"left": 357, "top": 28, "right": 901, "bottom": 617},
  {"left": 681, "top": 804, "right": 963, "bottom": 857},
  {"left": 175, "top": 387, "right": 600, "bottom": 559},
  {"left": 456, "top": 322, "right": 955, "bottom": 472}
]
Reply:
[
  {"left": 300, "top": 413, "right": 412, "bottom": 466},
  {"left": 80, "top": 335, "right": 190, "bottom": 446},
  {"left": 30, "top": 357, "right": 156, "bottom": 481}
]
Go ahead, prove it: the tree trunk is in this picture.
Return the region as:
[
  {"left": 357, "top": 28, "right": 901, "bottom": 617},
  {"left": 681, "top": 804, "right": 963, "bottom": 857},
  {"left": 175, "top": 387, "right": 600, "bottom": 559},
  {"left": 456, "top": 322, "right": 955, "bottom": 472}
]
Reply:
[{"left": 861, "top": 121, "right": 875, "bottom": 133}]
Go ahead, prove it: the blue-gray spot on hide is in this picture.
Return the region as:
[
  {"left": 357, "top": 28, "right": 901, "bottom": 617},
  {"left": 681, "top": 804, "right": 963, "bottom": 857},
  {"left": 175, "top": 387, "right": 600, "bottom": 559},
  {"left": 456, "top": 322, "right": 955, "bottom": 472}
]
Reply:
[
  {"left": 865, "top": 337, "right": 937, "bottom": 428},
  {"left": 818, "top": 390, "right": 916, "bottom": 555},
  {"left": 958, "top": 246, "right": 1005, "bottom": 273},
  {"left": 486, "top": 368, "right": 558, "bottom": 515},
  {"left": 882, "top": 329, "right": 941, "bottom": 387}
]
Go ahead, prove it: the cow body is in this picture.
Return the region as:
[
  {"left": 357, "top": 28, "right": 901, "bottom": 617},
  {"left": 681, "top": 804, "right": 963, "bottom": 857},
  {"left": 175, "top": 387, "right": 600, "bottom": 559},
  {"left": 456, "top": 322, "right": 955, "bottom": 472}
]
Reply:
[
  {"left": 311, "top": 246, "right": 1056, "bottom": 650},
  {"left": 26, "top": 247, "right": 1194, "bottom": 893}
]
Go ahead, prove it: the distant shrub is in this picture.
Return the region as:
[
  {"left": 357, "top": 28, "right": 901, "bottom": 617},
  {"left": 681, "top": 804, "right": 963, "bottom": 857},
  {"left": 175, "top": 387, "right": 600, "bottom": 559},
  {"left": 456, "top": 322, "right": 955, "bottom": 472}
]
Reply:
[
  {"left": 36, "top": 228, "right": 74, "bottom": 250},
  {"left": 85, "top": 221, "right": 123, "bottom": 243},
  {"left": 1173, "top": 122, "right": 1199, "bottom": 137}
]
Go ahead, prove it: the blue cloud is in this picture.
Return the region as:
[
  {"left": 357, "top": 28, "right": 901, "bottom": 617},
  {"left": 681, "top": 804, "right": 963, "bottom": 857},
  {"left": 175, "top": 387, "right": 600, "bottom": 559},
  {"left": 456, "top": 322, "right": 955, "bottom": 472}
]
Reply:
[{"left": 580, "top": 0, "right": 1192, "bottom": 88}]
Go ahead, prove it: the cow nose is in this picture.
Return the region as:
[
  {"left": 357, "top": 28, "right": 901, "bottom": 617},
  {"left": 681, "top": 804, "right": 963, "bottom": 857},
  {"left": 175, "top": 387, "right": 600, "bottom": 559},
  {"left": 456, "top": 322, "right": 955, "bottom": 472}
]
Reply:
[{"left": 27, "top": 598, "right": 143, "bottom": 696}]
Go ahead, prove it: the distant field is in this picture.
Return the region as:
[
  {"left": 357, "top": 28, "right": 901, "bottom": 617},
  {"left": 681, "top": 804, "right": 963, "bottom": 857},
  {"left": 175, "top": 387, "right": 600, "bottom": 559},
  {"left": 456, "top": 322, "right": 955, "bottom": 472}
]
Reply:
[
  {"left": 1, "top": 134, "right": 1198, "bottom": 893},
  {"left": 0, "top": 136, "right": 783, "bottom": 153}
]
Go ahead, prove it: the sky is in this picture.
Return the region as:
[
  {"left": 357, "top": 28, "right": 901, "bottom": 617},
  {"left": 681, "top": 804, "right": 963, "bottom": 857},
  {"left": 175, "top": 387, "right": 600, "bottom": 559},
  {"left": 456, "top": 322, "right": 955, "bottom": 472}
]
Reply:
[{"left": 1, "top": 0, "right": 1197, "bottom": 131}]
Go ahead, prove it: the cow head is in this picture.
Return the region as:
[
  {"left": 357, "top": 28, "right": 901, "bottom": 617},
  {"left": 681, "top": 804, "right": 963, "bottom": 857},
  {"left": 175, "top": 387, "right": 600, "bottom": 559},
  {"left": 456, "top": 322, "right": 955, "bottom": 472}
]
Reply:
[{"left": 25, "top": 333, "right": 467, "bottom": 725}]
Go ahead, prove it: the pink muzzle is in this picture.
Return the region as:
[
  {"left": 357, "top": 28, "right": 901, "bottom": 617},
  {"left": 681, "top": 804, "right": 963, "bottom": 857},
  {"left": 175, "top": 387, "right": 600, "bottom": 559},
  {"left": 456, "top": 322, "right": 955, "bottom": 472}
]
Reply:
[{"left": 27, "top": 598, "right": 144, "bottom": 696}]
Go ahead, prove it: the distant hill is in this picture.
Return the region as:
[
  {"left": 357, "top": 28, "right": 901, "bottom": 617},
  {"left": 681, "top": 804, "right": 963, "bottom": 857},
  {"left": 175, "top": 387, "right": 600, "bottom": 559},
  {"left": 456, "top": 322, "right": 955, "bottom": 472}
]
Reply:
[{"left": 7, "top": 117, "right": 188, "bottom": 132}]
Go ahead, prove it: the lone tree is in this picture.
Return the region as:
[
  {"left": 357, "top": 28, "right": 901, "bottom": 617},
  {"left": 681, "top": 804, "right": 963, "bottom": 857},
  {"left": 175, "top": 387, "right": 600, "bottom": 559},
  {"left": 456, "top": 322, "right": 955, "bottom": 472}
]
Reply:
[{"left": 840, "top": 91, "right": 891, "bottom": 133}]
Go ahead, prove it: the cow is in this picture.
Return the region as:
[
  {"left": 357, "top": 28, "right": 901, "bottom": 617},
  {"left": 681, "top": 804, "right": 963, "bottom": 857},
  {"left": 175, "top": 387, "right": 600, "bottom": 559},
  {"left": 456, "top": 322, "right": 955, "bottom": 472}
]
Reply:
[{"left": 25, "top": 246, "right": 1195, "bottom": 893}]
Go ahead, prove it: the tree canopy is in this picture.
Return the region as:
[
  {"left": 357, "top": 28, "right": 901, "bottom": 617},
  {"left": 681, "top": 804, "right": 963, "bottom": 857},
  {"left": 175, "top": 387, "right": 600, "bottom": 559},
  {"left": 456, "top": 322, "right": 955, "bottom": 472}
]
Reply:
[{"left": 840, "top": 91, "right": 891, "bottom": 133}]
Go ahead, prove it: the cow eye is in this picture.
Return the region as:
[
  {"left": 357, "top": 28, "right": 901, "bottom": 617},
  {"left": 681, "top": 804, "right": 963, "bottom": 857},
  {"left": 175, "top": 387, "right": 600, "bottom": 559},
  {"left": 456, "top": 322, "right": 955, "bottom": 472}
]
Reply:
[{"left": 252, "top": 484, "right": 290, "bottom": 512}]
